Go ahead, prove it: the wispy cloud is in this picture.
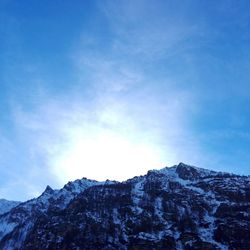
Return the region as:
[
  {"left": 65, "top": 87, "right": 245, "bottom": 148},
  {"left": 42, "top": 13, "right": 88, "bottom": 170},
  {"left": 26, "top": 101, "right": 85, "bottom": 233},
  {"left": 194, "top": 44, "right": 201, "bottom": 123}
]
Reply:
[
  {"left": 9, "top": 81, "right": 204, "bottom": 188},
  {"left": 0, "top": 0, "right": 217, "bottom": 200},
  {"left": 99, "top": 0, "right": 199, "bottom": 59}
]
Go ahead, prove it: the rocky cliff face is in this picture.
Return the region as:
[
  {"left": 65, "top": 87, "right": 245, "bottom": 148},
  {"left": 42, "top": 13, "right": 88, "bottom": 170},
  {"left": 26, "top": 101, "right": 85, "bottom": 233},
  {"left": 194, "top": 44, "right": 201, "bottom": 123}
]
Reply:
[{"left": 0, "top": 163, "right": 249, "bottom": 250}]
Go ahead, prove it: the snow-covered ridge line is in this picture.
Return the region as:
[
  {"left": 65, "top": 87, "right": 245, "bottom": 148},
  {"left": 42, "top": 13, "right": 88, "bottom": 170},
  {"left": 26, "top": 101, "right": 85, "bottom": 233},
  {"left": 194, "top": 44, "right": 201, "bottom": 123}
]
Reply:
[
  {"left": 0, "top": 199, "right": 21, "bottom": 215},
  {"left": 0, "top": 162, "right": 249, "bottom": 249},
  {"left": 0, "top": 178, "right": 116, "bottom": 241},
  {"left": 1, "top": 162, "right": 246, "bottom": 209}
]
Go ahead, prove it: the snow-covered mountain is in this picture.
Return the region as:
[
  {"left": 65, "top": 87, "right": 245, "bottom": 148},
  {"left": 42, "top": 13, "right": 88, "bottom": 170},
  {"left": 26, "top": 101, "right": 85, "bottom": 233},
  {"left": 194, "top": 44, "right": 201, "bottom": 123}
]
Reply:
[
  {"left": 0, "top": 163, "right": 249, "bottom": 249},
  {"left": 0, "top": 199, "right": 20, "bottom": 215}
]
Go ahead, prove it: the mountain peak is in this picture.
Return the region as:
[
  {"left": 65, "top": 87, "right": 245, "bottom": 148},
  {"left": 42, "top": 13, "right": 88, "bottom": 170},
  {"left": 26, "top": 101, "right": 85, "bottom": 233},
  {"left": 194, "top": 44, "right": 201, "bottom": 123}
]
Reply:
[
  {"left": 43, "top": 185, "right": 54, "bottom": 194},
  {"left": 176, "top": 163, "right": 199, "bottom": 180},
  {"left": 63, "top": 177, "right": 99, "bottom": 194}
]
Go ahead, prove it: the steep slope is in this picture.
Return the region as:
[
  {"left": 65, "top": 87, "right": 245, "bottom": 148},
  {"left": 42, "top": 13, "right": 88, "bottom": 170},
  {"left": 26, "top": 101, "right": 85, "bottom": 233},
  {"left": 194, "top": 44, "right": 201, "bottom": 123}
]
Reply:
[
  {"left": 0, "top": 178, "right": 114, "bottom": 249},
  {"left": 0, "top": 163, "right": 249, "bottom": 250},
  {"left": 0, "top": 199, "right": 20, "bottom": 215}
]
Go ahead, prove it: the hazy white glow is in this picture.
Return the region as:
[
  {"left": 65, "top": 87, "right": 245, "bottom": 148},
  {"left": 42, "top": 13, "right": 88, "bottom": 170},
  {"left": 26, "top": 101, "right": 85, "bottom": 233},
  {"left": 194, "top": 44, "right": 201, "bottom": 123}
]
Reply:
[{"left": 51, "top": 130, "right": 164, "bottom": 183}]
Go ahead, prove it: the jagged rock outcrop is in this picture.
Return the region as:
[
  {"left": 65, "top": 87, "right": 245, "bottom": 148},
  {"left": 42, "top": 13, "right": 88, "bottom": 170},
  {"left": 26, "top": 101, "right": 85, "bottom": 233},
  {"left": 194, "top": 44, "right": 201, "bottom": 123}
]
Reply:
[{"left": 0, "top": 163, "right": 249, "bottom": 249}]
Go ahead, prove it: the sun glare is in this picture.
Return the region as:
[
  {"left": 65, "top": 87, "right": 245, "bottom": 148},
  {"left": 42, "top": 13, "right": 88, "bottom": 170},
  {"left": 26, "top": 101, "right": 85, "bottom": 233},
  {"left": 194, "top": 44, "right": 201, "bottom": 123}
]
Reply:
[{"left": 51, "top": 130, "right": 164, "bottom": 183}]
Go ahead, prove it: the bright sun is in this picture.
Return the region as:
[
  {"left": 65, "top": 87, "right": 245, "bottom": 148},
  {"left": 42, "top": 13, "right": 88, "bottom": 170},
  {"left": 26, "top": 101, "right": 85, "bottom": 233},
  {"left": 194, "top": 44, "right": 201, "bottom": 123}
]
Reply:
[{"left": 51, "top": 130, "right": 164, "bottom": 183}]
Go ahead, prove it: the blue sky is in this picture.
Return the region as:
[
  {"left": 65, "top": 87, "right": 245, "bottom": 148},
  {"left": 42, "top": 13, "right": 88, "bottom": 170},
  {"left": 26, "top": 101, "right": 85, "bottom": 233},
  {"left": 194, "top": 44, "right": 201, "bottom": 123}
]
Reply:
[{"left": 1, "top": 0, "right": 250, "bottom": 201}]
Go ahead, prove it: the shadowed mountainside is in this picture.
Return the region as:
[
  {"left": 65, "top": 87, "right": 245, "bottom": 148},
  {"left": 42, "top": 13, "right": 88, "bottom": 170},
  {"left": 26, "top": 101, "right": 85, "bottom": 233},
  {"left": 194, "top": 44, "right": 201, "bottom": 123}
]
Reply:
[{"left": 0, "top": 163, "right": 249, "bottom": 249}]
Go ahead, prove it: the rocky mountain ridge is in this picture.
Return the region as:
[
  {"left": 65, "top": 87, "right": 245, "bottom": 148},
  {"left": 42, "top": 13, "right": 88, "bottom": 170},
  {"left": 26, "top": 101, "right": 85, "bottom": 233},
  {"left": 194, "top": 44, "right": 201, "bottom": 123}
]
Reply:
[
  {"left": 0, "top": 199, "right": 21, "bottom": 216},
  {"left": 0, "top": 163, "right": 249, "bottom": 249}
]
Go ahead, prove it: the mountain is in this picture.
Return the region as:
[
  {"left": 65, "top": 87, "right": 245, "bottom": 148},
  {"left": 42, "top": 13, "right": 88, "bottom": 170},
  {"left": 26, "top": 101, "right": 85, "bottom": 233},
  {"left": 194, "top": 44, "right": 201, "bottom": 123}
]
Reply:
[
  {"left": 0, "top": 163, "right": 249, "bottom": 249},
  {"left": 0, "top": 199, "right": 20, "bottom": 215}
]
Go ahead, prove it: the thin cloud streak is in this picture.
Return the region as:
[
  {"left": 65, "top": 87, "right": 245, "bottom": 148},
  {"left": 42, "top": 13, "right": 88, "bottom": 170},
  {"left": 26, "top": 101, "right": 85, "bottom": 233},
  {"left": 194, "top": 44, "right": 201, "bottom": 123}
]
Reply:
[{"left": 99, "top": 0, "right": 200, "bottom": 60}]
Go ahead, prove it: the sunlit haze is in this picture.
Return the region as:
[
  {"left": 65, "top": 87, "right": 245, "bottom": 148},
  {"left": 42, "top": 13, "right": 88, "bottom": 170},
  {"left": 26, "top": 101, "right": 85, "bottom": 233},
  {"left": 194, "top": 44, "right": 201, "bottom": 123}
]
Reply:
[
  {"left": 52, "top": 130, "right": 163, "bottom": 182},
  {"left": 1, "top": 0, "right": 250, "bottom": 201}
]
